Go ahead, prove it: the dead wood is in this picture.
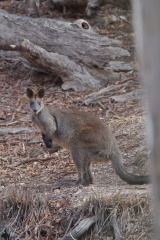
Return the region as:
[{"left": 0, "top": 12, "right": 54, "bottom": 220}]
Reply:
[
  {"left": 63, "top": 217, "right": 97, "bottom": 240},
  {"left": 8, "top": 156, "right": 54, "bottom": 167},
  {"left": 0, "top": 127, "right": 39, "bottom": 135},
  {"left": 0, "top": 104, "right": 26, "bottom": 113},
  {"left": 83, "top": 82, "right": 129, "bottom": 105},
  {"left": 109, "top": 89, "right": 143, "bottom": 103},
  {"left": 0, "top": 10, "right": 131, "bottom": 91},
  {"left": 111, "top": 215, "right": 122, "bottom": 239},
  {"left": 0, "top": 121, "right": 21, "bottom": 127}
]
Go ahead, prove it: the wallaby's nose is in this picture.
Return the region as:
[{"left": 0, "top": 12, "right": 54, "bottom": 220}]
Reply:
[{"left": 33, "top": 109, "right": 37, "bottom": 113}]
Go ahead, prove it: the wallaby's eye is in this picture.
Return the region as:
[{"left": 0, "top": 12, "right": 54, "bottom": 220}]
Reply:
[
  {"left": 30, "top": 101, "right": 34, "bottom": 106},
  {"left": 38, "top": 102, "right": 41, "bottom": 106}
]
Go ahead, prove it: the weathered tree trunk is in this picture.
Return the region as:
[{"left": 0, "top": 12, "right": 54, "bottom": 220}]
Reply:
[
  {"left": 0, "top": 10, "right": 131, "bottom": 91},
  {"left": 132, "top": 0, "right": 160, "bottom": 238}
]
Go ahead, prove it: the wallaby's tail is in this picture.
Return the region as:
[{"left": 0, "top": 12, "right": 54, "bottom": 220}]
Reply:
[{"left": 111, "top": 151, "right": 149, "bottom": 185}]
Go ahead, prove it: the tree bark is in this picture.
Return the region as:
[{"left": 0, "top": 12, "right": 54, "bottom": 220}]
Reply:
[
  {"left": 0, "top": 10, "right": 131, "bottom": 91},
  {"left": 132, "top": 0, "right": 160, "bottom": 238}
]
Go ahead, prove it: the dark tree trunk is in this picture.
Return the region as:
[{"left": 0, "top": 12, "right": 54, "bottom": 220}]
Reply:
[{"left": 133, "top": 0, "right": 160, "bottom": 238}]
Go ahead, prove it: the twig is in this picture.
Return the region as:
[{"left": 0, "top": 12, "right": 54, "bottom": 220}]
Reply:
[
  {"left": 118, "top": 16, "right": 132, "bottom": 26},
  {"left": 97, "top": 101, "right": 106, "bottom": 110},
  {"left": 0, "top": 105, "right": 26, "bottom": 114},
  {"left": 69, "top": 233, "right": 76, "bottom": 240},
  {"left": 111, "top": 214, "right": 122, "bottom": 240},
  {"left": 0, "top": 121, "right": 20, "bottom": 126},
  {"left": 0, "top": 157, "right": 8, "bottom": 161},
  {"left": 137, "top": 231, "right": 147, "bottom": 240},
  {"left": 8, "top": 157, "right": 54, "bottom": 167},
  {"left": 0, "top": 127, "right": 39, "bottom": 135}
]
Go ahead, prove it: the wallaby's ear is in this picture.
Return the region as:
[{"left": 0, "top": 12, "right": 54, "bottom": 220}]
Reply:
[
  {"left": 26, "top": 88, "right": 34, "bottom": 98},
  {"left": 37, "top": 89, "right": 45, "bottom": 99}
]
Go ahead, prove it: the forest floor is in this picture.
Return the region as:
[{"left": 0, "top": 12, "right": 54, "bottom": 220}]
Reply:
[{"left": 0, "top": 1, "right": 152, "bottom": 240}]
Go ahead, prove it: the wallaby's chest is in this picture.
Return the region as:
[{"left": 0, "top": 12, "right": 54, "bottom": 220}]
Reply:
[
  {"left": 32, "top": 114, "right": 46, "bottom": 133},
  {"left": 32, "top": 111, "right": 56, "bottom": 134}
]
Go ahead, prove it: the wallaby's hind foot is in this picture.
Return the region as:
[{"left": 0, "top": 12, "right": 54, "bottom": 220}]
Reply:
[
  {"left": 75, "top": 163, "right": 93, "bottom": 186},
  {"left": 81, "top": 171, "right": 93, "bottom": 186}
]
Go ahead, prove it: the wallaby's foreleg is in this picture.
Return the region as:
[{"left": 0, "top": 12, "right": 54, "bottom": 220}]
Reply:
[
  {"left": 41, "top": 132, "right": 52, "bottom": 148},
  {"left": 70, "top": 145, "right": 93, "bottom": 186}
]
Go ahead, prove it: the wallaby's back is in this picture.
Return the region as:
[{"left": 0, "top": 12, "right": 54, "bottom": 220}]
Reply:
[{"left": 50, "top": 109, "right": 112, "bottom": 150}]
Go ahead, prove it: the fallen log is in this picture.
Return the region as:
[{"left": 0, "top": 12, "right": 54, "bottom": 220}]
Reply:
[
  {"left": 83, "top": 82, "right": 129, "bottom": 105},
  {"left": 63, "top": 217, "right": 97, "bottom": 240},
  {"left": 110, "top": 89, "right": 143, "bottom": 103},
  {"left": 0, "top": 10, "right": 131, "bottom": 91},
  {"left": 0, "top": 128, "right": 39, "bottom": 135},
  {"left": 8, "top": 156, "right": 54, "bottom": 167}
]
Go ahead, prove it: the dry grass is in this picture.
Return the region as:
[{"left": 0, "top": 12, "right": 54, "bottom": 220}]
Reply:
[
  {"left": 64, "top": 193, "right": 153, "bottom": 240},
  {"left": 0, "top": 190, "right": 153, "bottom": 240},
  {"left": 109, "top": 115, "right": 145, "bottom": 135},
  {"left": 0, "top": 188, "right": 56, "bottom": 239}
]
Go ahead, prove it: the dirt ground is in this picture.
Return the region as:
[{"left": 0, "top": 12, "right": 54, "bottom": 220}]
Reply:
[{"left": 0, "top": 1, "right": 152, "bottom": 240}]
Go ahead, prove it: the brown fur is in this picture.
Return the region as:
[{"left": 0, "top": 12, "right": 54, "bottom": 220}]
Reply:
[{"left": 26, "top": 88, "right": 149, "bottom": 186}]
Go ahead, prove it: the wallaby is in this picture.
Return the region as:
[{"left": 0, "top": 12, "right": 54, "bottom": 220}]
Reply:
[{"left": 26, "top": 88, "right": 149, "bottom": 186}]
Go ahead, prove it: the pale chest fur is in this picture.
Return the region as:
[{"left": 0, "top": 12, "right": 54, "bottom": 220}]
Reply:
[
  {"left": 32, "top": 109, "right": 56, "bottom": 136},
  {"left": 32, "top": 114, "right": 46, "bottom": 133}
]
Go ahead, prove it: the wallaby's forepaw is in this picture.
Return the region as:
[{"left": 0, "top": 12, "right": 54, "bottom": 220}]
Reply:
[
  {"left": 41, "top": 132, "right": 52, "bottom": 148},
  {"left": 44, "top": 135, "right": 53, "bottom": 148},
  {"left": 45, "top": 139, "right": 53, "bottom": 148}
]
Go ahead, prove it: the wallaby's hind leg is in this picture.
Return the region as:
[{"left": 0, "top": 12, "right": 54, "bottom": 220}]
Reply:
[
  {"left": 70, "top": 145, "right": 93, "bottom": 186},
  {"left": 81, "top": 161, "right": 93, "bottom": 186}
]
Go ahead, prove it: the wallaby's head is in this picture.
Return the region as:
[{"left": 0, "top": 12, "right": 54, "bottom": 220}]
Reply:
[{"left": 26, "top": 88, "right": 45, "bottom": 114}]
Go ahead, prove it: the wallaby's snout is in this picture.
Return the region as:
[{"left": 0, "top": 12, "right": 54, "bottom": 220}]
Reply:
[
  {"left": 32, "top": 105, "right": 39, "bottom": 114},
  {"left": 30, "top": 99, "right": 43, "bottom": 114}
]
